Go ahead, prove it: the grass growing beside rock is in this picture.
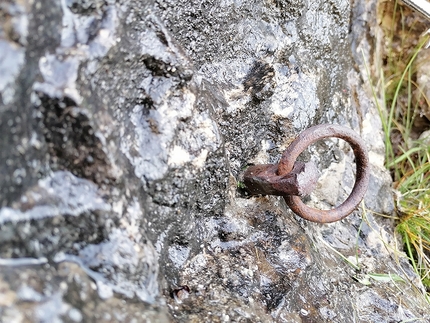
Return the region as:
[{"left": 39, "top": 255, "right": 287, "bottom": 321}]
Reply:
[{"left": 376, "top": 1, "right": 430, "bottom": 299}]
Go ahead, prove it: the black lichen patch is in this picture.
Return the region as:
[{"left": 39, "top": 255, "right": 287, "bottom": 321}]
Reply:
[
  {"left": 243, "top": 60, "right": 276, "bottom": 102},
  {"left": 143, "top": 56, "right": 173, "bottom": 77},
  {"left": 268, "top": 0, "right": 304, "bottom": 17},
  {"left": 261, "top": 281, "right": 292, "bottom": 311},
  {"left": 36, "top": 94, "right": 112, "bottom": 185}
]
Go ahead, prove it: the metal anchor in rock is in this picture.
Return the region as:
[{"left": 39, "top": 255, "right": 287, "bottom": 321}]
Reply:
[{"left": 243, "top": 124, "right": 370, "bottom": 223}]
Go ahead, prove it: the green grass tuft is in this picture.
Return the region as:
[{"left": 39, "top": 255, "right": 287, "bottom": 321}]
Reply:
[{"left": 373, "top": 0, "right": 430, "bottom": 300}]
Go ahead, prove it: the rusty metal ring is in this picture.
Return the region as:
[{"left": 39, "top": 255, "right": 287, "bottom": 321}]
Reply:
[{"left": 279, "top": 124, "right": 370, "bottom": 223}]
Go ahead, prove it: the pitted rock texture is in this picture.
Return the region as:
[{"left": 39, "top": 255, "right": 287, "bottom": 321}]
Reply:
[{"left": 1, "top": 0, "right": 429, "bottom": 322}]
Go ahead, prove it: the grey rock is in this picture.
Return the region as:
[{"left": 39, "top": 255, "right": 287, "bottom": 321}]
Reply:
[
  {"left": 0, "top": 171, "right": 111, "bottom": 224},
  {"left": 1, "top": 0, "right": 429, "bottom": 322}
]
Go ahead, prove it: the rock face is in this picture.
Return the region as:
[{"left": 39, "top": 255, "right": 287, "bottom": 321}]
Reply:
[{"left": 0, "top": 0, "right": 429, "bottom": 322}]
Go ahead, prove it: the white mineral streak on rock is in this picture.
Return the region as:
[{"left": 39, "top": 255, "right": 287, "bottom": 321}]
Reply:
[
  {"left": 55, "top": 228, "right": 159, "bottom": 304},
  {"left": 168, "top": 244, "right": 191, "bottom": 268},
  {"left": 33, "top": 54, "right": 82, "bottom": 104},
  {"left": 0, "top": 171, "right": 110, "bottom": 224},
  {"left": 0, "top": 41, "right": 25, "bottom": 105},
  {"left": 123, "top": 91, "right": 194, "bottom": 181},
  {"left": 362, "top": 111, "right": 385, "bottom": 167},
  {"left": 60, "top": 0, "right": 118, "bottom": 56},
  {"left": 169, "top": 146, "right": 191, "bottom": 166},
  {"left": 269, "top": 62, "right": 319, "bottom": 129},
  {"left": 312, "top": 151, "right": 348, "bottom": 207}
]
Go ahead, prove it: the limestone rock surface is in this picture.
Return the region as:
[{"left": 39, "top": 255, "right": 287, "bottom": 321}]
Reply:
[{"left": 1, "top": 0, "right": 429, "bottom": 322}]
